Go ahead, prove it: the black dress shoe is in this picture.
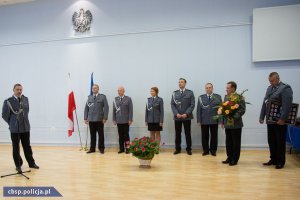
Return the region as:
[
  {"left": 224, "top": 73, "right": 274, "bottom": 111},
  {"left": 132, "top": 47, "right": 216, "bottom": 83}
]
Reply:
[
  {"left": 210, "top": 152, "right": 216, "bottom": 156},
  {"left": 173, "top": 150, "right": 181, "bottom": 155},
  {"left": 118, "top": 150, "right": 125, "bottom": 154},
  {"left": 29, "top": 163, "right": 40, "bottom": 169},
  {"left": 86, "top": 150, "right": 96, "bottom": 154},
  {"left": 125, "top": 149, "right": 130, "bottom": 154},
  {"left": 187, "top": 150, "right": 192, "bottom": 155},
  {"left": 16, "top": 167, "right": 22, "bottom": 173},
  {"left": 99, "top": 149, "right": 105, "bottom": 154},
  {"left": 275, "top": 165, "right": 284, "bottom": 169},
  {"left": 202, "top": 152, "right": 209, "bottom": 156},
  {"left": 229, "top": 161, "right": 237, "bottom": 166},
  {"left": 222, "top": 159, "right": 230, "bottom": 164},
  {"left": 263, "top": 160, "right": 274, "bottom": 166}
]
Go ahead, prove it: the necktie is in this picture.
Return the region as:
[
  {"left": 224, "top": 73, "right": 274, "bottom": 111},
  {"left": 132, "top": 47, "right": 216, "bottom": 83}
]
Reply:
[
  {"left": 121, "top": 97, "right": 123, "bottom": 102},
  {"left": 94, "top": 95, "right": 96, "bottom": 100},
  {"left": 152, "top": 97, "right": 154, "bottom": 102},
  {"left": 18, "top": 97, "right": 21, "bottom": 103},
  {"left": 181, "top": 91, "right": 183, "bottom": 95},
  {"left": 208, "top": 95, "right": 211, "bottom": 102}
]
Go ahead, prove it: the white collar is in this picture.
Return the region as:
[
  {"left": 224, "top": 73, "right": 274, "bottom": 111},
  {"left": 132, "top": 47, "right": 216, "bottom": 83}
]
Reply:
[
  {"left": 119, "top": 95, "right": 125, "bottom": 98},
  {"left": 93, "top": 93, "right": 99, "bottom": 97},
  {"left": 207, "top": 93, "right": 213, "bottom": 97},
  {"left": 179, "top": 88, "right": 185, "bottom": 93}
]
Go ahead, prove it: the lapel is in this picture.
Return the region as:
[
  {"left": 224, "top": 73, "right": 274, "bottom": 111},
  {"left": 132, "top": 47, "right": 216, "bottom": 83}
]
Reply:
[
  {"left": 123, "top": 96, "right": 127, "bottom": 104},
  {"left": 178, "top": 90, "right": 187, "bottom": 100},
  {"left": 201, "top": 95, "right": 208, "bottom": 104},
  {"left": 209, "top": 94, "right": 215, "bottom": 104},
  {"left": 201, "top": 95, "right": 211, "bottom": 105},
  {"left": 10, "top": 96, "right": 20, "bottom": 109},
  {"left": 148, "top": 97, "right": 156, "bottom": 107},
  {"left": 116, "top": 96, "right": 125, "bottom": 107},
  {"left": 153, "top": 97, "right": 158, "bottom": 105},
  {"left": 91, "top": 94, "right": 98, "bottom": 102}
]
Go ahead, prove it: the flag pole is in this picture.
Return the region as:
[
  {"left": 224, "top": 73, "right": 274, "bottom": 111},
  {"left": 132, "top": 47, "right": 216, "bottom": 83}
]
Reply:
[
  {"left": 84, "top": 126, "right": 89, "bottom": 151},
  {"left": 84, "top": 72, "right": 93, "bottom": 151},
  {"left": 74, "top": 109, "right": 83, "bottom": 150},
  {"left": 68, "top": 73, "right": 83, "bottom": 150}
]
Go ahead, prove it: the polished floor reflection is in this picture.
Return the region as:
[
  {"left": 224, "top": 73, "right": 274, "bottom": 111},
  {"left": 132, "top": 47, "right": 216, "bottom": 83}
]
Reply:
[{"left": 0, "top": 145, "right": 300, "bottom": 200}]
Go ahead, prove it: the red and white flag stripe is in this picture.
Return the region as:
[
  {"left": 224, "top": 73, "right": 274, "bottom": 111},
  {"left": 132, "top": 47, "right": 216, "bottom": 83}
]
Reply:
[{"left": 68, "top": 74, "right": 76, "bottom": 137}]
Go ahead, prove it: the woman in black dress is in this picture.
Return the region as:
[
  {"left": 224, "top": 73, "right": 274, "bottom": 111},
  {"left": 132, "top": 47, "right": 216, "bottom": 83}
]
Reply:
[{"left": 145, "top": 87, "right": 164, "bottom": 146}]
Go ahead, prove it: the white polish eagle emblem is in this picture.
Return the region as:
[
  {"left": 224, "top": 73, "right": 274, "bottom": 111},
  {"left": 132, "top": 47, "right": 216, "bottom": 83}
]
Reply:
[{"left": 72, "top": 8, "right": 93, "bottom": 33}]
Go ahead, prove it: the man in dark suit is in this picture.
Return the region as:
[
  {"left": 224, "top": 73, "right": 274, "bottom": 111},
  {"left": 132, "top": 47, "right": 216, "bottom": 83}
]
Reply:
[
  {"left": 113, "top": 86, "right": 133, "bottom": 154},
  {"left": 84, "top": 84, "right": 109, "bottom": 154},
  {"left": 2, "top": 84, "right": 39, "bottom": 173},
  {"left": 197, "top": 83, "right": 222, "bottom": 156},
  {"left": 222, "top": 81, "right": 246, "bottom": 166},
  {"left": 171, "top": 78, "right": 195, "bottom": 155},
  {"left": 259, "top": 72, "right": 293, "bottom": 169}
]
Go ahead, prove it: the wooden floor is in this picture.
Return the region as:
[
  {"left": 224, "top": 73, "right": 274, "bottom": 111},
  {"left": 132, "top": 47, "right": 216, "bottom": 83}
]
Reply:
[{"left": 1, "top": 145, "right": 300, "bottom": 200}]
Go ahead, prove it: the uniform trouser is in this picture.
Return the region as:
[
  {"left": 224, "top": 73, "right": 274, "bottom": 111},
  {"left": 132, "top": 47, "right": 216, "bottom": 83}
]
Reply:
[
  {"left": 225, "top": 128, "right": 242, "bottom": 163},
  {"left": 117, "top": 123, "right": 130, "bottom": 151},
  {"left": 175, "top": 120, "right": 192, "bottom": 151},
  {"left": 267, "top": 124, "right": 287, "bottom": 166},
  {"left": 89, "top": 121, "right": 105, "bottom": 150},
  {"left": 201, "top": 124, "right": 218, "bottom": 153},
  {"left": 10, "top": 132, "right": 35, "bottom": 168}
]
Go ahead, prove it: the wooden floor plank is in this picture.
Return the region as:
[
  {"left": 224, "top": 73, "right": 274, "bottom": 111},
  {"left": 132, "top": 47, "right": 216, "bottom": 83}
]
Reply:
[{"left": 0, "top": 145, "right": 300, "bottom": 200}]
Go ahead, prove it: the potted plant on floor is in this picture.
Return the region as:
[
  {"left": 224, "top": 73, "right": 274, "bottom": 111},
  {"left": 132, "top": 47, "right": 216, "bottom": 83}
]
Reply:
[{"left": 128, "top": 136, "right": 159, "bottom": 168}]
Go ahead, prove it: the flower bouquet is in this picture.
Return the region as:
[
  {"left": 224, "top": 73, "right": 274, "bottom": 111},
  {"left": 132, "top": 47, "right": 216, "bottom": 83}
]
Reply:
[
  {"left": 213, "top": 89, "right": 250, "bottom": 126},
  {"left": 128, "top": 136, "right": 159, "bottom": 168}
]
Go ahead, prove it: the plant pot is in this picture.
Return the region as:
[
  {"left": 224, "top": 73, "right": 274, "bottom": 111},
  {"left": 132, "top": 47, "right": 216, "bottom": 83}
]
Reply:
[{"left": 138, "top": 158, "right": 152, "bottom": 168}]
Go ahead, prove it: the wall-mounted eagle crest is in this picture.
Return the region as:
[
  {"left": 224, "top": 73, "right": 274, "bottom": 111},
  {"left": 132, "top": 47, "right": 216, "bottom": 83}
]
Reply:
[{"left": 72, "top": 8, "right": 93, "bottom": 33}]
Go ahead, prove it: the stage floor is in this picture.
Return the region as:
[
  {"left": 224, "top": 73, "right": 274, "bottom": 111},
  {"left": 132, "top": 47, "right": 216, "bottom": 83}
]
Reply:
[{"left": 0, "top": 145, "right": 300, "bottom": 200}]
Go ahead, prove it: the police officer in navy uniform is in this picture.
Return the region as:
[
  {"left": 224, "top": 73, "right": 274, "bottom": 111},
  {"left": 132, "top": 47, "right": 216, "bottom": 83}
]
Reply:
[
  {"left": 2, "top": 84, "right": 39, "bottom": 173},
  {"left": 260, "top": 72, "right": 293, "bottom": 169},
  {"left": 171, "top": 78, "right": 195, "bottom": 155},
  {"left": 84, "top": 84, "right": 109, "bottom": 154},
  {"left": 197, "top": 83, "right": 222, "bottom": 156},
  {"left": 145, "top": 87, "right": 164, "bottom": 148},
  {"left": 113, "top": 86, "right": 133, "bottom": 154}
]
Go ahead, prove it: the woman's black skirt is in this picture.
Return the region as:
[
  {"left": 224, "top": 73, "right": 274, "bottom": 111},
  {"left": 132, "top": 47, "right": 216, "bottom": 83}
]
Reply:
[{"left": 148, "top": 123, "right": 163, "bottom": 131}]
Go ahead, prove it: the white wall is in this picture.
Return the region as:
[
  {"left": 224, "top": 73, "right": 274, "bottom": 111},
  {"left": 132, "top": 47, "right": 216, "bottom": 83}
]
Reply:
[
  {"left": 0, "top": 0, "right": 300, "bottom": 148},
  {"left": 253, "top": 4, "right": 300, "bottom": 61}
]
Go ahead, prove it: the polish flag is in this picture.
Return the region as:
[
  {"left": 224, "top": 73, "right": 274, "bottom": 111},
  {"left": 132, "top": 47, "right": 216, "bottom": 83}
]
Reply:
[{"left": 68, "top": 74, "right": 76, "bottom": 137}]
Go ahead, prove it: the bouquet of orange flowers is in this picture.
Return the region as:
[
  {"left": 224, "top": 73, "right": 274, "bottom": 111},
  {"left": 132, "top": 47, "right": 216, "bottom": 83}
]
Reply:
[{"left": 213, "top": 89, "right": 250, "bottom": 126}]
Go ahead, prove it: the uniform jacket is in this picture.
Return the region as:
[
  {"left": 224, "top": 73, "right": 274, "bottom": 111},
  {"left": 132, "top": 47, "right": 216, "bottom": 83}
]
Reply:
[
  {"left": 260, "top": 82, "right": 293, "bottom": 124},
  {"left": 145, "top": 96, "right": 164, "bottom": 123},
  {"left": 171, "top": 89, "right": 195, "bottom": 121},
  {"left": 113, "top": 96, "right": 133, "bottom": 124},
  {"left": 2, "top": 95, "right": 30, "bottom": 133},
  {"left": 197, "top": 93, "right": 222, "bottom": 125},
  {"left": 84, "top": 94, "right": 109, "bottom": 122}
]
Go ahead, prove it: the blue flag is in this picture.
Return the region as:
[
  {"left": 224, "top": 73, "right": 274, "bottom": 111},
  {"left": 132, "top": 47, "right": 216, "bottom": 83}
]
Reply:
[{"left": 90, "top": 72, "right": 94, "bottom": 95}]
